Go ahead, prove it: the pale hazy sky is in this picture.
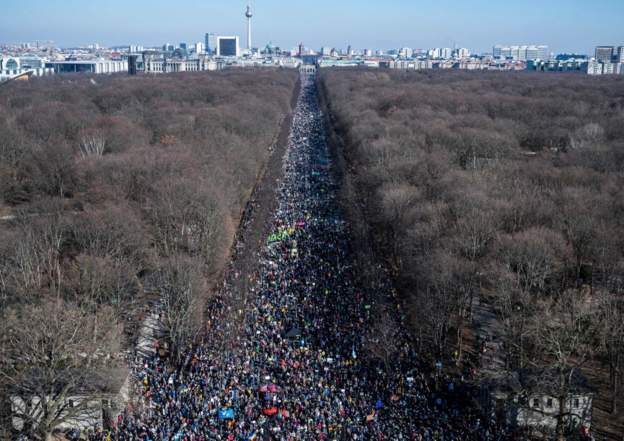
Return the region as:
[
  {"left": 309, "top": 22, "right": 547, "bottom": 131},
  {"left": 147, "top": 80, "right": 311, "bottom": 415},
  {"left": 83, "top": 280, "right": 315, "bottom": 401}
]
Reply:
[{"left": 1, "top": 0, "right": 623, "bottom": 54}]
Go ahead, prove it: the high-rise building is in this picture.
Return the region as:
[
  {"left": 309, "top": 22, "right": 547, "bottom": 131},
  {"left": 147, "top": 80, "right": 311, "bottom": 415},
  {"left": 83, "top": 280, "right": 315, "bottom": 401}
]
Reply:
[
  {"left": 493, "top": 45, "right": 512, "bottom": 59},
  {"left": 128, "top": 55, "right": 138, "bottom": 75},
  {"left": 399, "top": 47, "right": 414, "bottom": 58},
  {"left": 512, "top": 46, "right": 525, "bottom": 60},
  {"left": 520, "top": 45, "right": 548, "bottom": 60},
  {"left": 205, "top": 33, "right": 217, "bottom": 55},
  {"left": 454, "top": 48, "right": 470, "bottom": 59},
  {"left": 195, "top": 42, "right": 205, "bottom": 54},
  {"left": 498, "top": 45, "right": 513, "bottom": 59},
  {"left": 603, "top": 62, "right": 617, "bottom": 74},
  {"left": 245, "top": 4, "right": 253, "bottom": 51},
  {"left": 525, "top": 46, "right": 538, "bottom": 60},
  {"left": 587, "top": 61, "right": 603, "bottom": 75},
  {"left": 595, "top": 46, "right": 614, "bottom": 62},
  {"left": 493, "top": 44, "right": 548, "bottom": 60},
  {"left": 217, "top": 36, "right": 240, "bottom": 57},
  {"left": 617, "top": 46, "right": 624, "bottom": 63}
]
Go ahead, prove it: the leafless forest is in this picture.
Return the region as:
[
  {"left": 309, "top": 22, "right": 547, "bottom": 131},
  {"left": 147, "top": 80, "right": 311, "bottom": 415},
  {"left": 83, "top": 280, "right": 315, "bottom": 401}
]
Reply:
[
  {"left": 0, "top": 69, "right": 297, "bottom": 437},
  {"left": 320, "top": 69, "right": 624, "bottom": 438}
]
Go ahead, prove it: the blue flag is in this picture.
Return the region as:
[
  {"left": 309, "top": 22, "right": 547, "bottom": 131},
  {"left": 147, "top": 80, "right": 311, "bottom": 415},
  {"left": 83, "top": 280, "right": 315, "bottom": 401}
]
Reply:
[{"left": 218, "top": 408, "right": 235, "bottom": 420}]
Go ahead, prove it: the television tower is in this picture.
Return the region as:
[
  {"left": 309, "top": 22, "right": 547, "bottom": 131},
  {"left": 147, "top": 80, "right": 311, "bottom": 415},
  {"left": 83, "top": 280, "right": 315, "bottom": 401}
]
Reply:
[{"left": 245, "top": 4, "right": 253, "bottom": 51}]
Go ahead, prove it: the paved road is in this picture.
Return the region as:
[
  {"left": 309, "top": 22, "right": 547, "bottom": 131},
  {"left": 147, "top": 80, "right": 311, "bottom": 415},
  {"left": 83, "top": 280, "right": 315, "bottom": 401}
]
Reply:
[{"left": 92, "top": 75, "right": 506, "bottom": 441}]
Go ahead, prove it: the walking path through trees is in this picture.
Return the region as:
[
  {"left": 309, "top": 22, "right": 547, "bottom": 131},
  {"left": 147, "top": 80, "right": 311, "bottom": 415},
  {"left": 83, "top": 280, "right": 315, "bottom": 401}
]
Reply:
[{"left": 88, "top": 75, "right": 507, "bottom": 441}]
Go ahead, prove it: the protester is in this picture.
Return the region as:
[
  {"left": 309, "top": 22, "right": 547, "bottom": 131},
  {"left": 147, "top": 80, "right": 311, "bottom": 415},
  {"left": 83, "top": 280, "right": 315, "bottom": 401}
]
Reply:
[{"left": 88, "top": 75, "right": 509, "bottom": 441}]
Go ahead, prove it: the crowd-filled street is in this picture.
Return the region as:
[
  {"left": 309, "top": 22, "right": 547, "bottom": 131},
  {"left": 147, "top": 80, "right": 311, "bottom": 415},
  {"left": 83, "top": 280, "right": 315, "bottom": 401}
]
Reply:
[{"left": 89, "top": 75, "right": 508, "bottom": 441}]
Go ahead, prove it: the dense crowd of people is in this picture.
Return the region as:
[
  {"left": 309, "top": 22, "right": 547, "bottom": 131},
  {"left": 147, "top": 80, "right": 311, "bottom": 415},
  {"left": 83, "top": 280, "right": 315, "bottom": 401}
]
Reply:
[{"left": 83, "top": 75, "right": 508, "bottom": 441}]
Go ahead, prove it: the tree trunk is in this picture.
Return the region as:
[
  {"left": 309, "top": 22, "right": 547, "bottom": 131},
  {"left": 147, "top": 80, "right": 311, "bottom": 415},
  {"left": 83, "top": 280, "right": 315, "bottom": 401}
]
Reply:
[
  {"left": 456, "top": 309, "right": 464, "bottom": 364},
  {"left": 0, "top": 391, "right": 12, "bottom": 439},
  {"left": 612, "top": 369, "right": 619, "bottom": 415},
  {"left": 556, "top": 394, "right": 566, "bottom": 441},
  {"left": 456, "top": 326, "right": 463, "bottom": 365},
  {"left": 519, "top": 328, "right": 525, "bottom": 369},
  {"left": 39, "top": 399, "right": 51, "bottom": 441}
]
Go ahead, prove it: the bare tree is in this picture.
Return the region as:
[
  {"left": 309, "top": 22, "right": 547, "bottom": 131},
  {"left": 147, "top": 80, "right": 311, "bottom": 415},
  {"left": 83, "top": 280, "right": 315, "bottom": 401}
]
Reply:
[
  {"left": 453, "top": 193, "right": 498, "bottom": 262},
  {"left": 559, "top": 188, "right": 599, "bottom": 285},
  {"left": 157, "top": 258, "right": 206, "bottom": 364},
  {"left": 65, "top": 254, "right": 140, "bottom": 308},
  {"left": 409, "top": 250, "right": 465, "bottom": 357},
  {"left": 367, "top": 304, "right": 401, "bottom": 372},
  {"left": 78, "top": 128, "right": 107, "bottom": 158},
  {"left": 530, "top": 290, "right": 598, "bottom": 440},
  {"left": 378, "top": 182, "right": 419, "bottom": 272},
  {"left": 0, "top": 300, "right": 122, "bottom": 440},
  {"left": 568, "top": 123, "right": 605, "bottom": 151},
  {"left": 597, "top": 291, "right": 624, "bottom": 414},
  {"left": 0, "top": 70, "right": 300, "bottom": 436},
  {"left": 318, "top": 68, "right": 624, "bottom": 432},
  {"left": 27, "top": 142, "right": 78, "bottom": 199},
  {"left": 148, "top": 179, "right": 224, "bottom": 266},
  {"left": 499, "top": 227, "right": 567, "bottom": 295},
  {"left": 493, "top": 269, "right": 535, "bottom": 370},
  {"left": 3, "top": 210, "right": 66, "bottom": 301}
]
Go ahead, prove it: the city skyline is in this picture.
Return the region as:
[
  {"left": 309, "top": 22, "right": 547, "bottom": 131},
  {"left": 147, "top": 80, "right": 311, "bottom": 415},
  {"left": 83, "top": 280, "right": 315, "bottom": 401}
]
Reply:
[{"left": 1, "top": 0, "right": 623, "bottom": 54}]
